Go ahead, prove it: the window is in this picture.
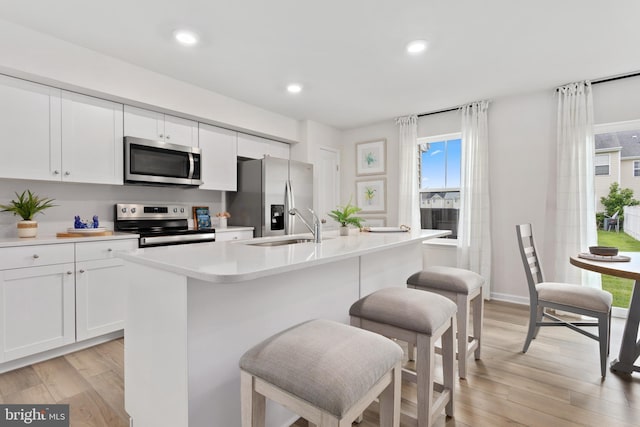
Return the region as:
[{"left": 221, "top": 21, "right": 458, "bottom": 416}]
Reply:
[
  {"left": 635, "top": 161, "right": 640, "bottom": 177},
  {"left": 417, "top": 133, "right": 461, "bottom": 239},
  {"left": 594, "top": 154, "right": 610, "bottom": 176}
]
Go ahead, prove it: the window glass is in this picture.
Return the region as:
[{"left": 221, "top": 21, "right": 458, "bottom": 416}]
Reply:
[
  {"left": 635, "top": 161, "right": 640, "bottom": 177},
  {"left": 418, "top": 134, "right": 461, "bottom": 239},
  {"left": 594, "top": 154, "right": 609, "bottom": 176}
]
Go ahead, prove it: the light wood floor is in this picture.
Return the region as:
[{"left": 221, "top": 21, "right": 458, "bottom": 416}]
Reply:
[{"left": 1, "top": 301, "right": 639, "bottom": 426}]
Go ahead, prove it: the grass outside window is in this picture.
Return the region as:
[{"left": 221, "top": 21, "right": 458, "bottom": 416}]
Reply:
[{"left": 597, "top": 230, "right": 640, "bottom": 307}]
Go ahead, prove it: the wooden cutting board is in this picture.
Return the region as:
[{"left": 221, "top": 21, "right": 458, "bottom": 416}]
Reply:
[{"left": 56, "top": 231, "right": 114, "bottom": 238}]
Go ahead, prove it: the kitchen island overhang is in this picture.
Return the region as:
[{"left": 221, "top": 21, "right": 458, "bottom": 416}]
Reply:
[{"left": 119, "top": 229, "right": 450, "bottom": 427}]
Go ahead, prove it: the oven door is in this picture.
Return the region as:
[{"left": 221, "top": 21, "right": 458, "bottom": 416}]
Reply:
[{"left": 125, "top": 137, "right": 202, "bottom": 186}]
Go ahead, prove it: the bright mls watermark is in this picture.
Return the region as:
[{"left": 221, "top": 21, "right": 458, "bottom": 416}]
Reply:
[{"left": 0, "top": 405, "right": 69, "bottom": 427}]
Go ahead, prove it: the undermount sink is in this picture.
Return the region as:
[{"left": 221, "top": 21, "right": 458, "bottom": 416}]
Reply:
[{"left": 246, "top": 238, "right": 327, "bottom": 247}]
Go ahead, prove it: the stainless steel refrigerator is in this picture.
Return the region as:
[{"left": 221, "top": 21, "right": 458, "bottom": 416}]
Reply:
[{"left": 226, "top": 157, "right": 314, "bottom": 237}]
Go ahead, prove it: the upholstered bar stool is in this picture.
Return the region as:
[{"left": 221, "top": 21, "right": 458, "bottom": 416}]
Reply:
[
  {"left": 407, "top": 266, "right": 484, "bottom": 379},
  {"left": 349, "top": 287, "right": 457, "bottom": 427},
  {"left": 239, "top": 319, "right": 403, "bottom": 427}
]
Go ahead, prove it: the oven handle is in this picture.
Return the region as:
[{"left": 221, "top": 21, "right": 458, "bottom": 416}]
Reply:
[
  {"left": 140, "top": 233, "right": 216, "bottom": 247},
  {"left": 188, "top": 153, "right": 195, "bottom": 179}
]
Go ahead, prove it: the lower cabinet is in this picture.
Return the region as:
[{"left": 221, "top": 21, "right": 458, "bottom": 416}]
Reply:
[
  {"left": 0, "top": 263, "right": 75, "bottom": 363},
  {"left": 0, "top": 238, "right": 136, "bottom": 364}
]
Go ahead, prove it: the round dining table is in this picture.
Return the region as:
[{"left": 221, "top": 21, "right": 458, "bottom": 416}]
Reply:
[{"left": 570, "top": 252, "right": 640, "bottom": 375}]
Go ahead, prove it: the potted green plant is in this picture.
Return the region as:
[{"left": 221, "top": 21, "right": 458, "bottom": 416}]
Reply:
[
  {"left": 0, "top": 190, "right": 57, "bottom": 238},
  {"left": 328, "top": 199, "right": 364, "bottom": 236}
]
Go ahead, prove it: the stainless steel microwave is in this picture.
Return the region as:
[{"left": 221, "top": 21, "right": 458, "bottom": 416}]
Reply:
[{"left": 124, "top": 137, "right": 202, "bottom": 187}]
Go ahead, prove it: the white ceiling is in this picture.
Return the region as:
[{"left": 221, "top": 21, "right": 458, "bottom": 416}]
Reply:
[{"left": 1, "top": 1, "right": 640, "bottom": 130}]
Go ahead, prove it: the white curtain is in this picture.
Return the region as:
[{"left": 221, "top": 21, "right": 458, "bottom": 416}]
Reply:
[
  {"left": 555, "top": 81, "right": 600, "bottom": 288},
  {"left": 395, "top": 115, "right": 421, "bottom": 231},
  {"left": 457, "top": 100, "right": 492, "bottom": 299}
]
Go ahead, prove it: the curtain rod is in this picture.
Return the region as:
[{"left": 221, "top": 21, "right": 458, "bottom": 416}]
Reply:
[
  {"left": 420, "top": 71, "right": 640, "bottom": 116},
  {"left": 591, "top": 71, "right": 640, "bottom": 85}
]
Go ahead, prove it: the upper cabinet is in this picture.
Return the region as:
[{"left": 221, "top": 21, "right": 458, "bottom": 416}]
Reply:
[
  {"left": 198, "top": 124, "right": 237, "bottom": 191},
  {"left": 61, "top": 91, "right": 124, "bottom": 185},
  {"left": 0, "top": 75, "right": 123, "bottom": 185},
  {"left": 0, "top": 75, "right": 62, "bottom": 181},
  {"left": 124, "top": 105, "right": 197, "bottom": 147},
  {"left": 237, "top": 133, "right": 290, "bottom": 160}
]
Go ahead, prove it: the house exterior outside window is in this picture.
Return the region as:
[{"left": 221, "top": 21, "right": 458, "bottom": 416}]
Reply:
[
  {"left": 634, "top": 160, "right": 640, "bottom": 177},
  {"left": 595, "top": 153, "right": 610, "bottom": 176},
  {"left": 418, "top": 132, "right": 461, "bottom": 239}
]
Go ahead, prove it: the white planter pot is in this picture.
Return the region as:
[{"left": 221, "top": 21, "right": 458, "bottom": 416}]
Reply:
[
  {"left": 218, "top": 217, "right": 228, "bottom": 228},
  {"left": 17, "top": 220, "right": 37, "bottom": 238}
]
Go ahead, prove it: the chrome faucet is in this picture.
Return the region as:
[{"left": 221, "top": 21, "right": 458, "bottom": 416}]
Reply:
[{"left": 289, "top": 208, "right": 322, "bottom": 243}]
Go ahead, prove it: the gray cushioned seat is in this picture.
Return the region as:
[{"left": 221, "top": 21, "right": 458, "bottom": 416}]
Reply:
[
  {"left": 537, "top": 282, "right": 612, "bottom": 313},
  {"left": 349, "top": 287, "right": 457, "bottom": 335},
  {"left": 407, "top": 266, "right": 484, "bottom": 294},
  {"left": 239, "top": 318, "right": 402, "bottom": 417}
]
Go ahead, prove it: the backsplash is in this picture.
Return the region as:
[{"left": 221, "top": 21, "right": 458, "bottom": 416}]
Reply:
[{"left": 0, "top": 179, "right": 224, "bottom": 238}]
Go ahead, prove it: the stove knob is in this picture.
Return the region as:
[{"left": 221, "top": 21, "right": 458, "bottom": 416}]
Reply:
[
  {"left": 173, "top": 208, "right": 178, "bottom": 213},
  {"left": 121, "top": 207, "right": 127, "bottom": 213},
  {"left": 180, "top": 208, "right": 185, "bottom": 213},
  {"left": 131, "top": 208, "right": 136, "bottom": 214}
]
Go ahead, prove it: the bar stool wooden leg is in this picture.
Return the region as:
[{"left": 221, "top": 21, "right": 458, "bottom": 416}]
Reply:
[
  {"left": 240, "top": 370, "right": 265, "bottom": 427},
  {"left": 416, "top": 333, "right": 434, "bottom": 427},
  {"left": 456, "top": 293, "right": 469, "bottom": 378},
  {"left": 472, "top": 293, "right": 483, "bottom": 360},
  {"left": 442, "top": 317, "right": 455, "bottom": 416}
]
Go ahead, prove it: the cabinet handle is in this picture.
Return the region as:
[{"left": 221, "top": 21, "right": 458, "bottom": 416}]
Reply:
[
  {"left": 107, "top": 248, "right": 113, "bottom": 252},
  {"left": 53, "top": 170, "right": 60, "bottom": 175},
  {"left": 64, "top": 171, "right": 71, "bottom": 176},
  {"left": 159, "top": 133, "right": 163, "bottom": 138},
  {"left": 79, "top": 269, "right": 85, "bottom": 273},
  {"left": 166, "top": 135, "right": 171, "bottom": 140},
  {"left": 32, "top": 254, "right": 39, "bottom": 259},
  {"left": 67, "top": 271, "right": 73, "bottom": 275}
]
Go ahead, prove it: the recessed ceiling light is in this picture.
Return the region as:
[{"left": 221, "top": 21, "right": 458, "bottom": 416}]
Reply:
[
  {"left": 174, "top": 30, "right": 199, "bottom": 46},
  {"left": 406, "top": 40, "right": 427, "bottom": 55},
  {"left": 287, "top": 84, "right": 303, "bottom": 94}
]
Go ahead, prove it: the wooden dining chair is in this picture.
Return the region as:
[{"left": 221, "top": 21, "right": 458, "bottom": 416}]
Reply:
[{"left": 515, "top": 224, "right": 613, "bottom": 377}]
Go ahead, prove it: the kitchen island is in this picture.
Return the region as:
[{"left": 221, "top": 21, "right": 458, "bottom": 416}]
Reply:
[{"left": 119, "top": 229, "right": 449, "bottom": 427}]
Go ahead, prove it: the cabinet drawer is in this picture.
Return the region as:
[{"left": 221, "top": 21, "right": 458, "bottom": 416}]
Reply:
[
  {"left": 75, "top": 239, "right": 138, "bottom": 262},
  {"left": 0, "top": 244, "right": 74, "bottom": 270},
  {"left": 216, "top": 230, "right": 254, "bottom": 241}
]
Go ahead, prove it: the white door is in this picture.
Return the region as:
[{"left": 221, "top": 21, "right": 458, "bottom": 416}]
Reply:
[
  {"left": 317, "top": 147, "right": 340, "bottom": 228},
  {"left": 164, "top": 114, "right": 198, "bottom": 147},
  {"left": 198, "top": 123, "right": 237, "bottom": 191},
  {"left": 0, "top": 75, "right": 62, "bottom": 181},
  {"left": 124, "top": 105, "right": 163, "bottom": 141},
  {"left": 0, "top": 264, "right": 75, "bottom": 362},
  {"left": 75, "top": 258, "right": 126, "bottom": 341},
  {"left": 61, "top": 91, "right": 124, "bottom": 184}
]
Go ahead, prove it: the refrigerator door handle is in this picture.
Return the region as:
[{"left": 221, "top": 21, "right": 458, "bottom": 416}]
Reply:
[{"left": 285, "top": 179, "right": 294, "bottom": 234}]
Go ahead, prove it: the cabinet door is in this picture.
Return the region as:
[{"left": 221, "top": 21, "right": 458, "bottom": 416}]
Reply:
[
  {"left": 199, "top": 123, "right": 237, "bottom": 191},
  {"left": 75, "top": 258, "right": 126, "bottom": 341},
  {"left": 124, "top": 105, "right": 163, "bottom": 141},
  {"left": 61, "top": 91, "right": 124, "bottom": 184},
  {"left": 164, "top": 114, "right": 198, "bottom": 147},
  {"left": 215, "top": 230, "right": 253, "bottom": 241},
  {"left": 237, "top": 133, "right": 290, "bottom": 160},
  {"left": 0, "top": 75, "right": 62, "bottom": 181},
  {"left": 0, "top": 264, "right": 75, "bottom": 362}
]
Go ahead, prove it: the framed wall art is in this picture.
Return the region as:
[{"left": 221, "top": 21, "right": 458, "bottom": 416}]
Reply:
[
  {"left": 356, "top": 139, "right": 386, "bottom": 176},
  {"left": 192, "top": 206, "right": 211, "bottom": 230},
  {"left": 356, "top": 178, "right": 386, "bottom": 213}
]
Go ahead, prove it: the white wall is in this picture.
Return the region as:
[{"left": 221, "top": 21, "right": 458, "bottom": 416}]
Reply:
[{"left": 0, "top": 19, "right": 299, "bottom": 143}]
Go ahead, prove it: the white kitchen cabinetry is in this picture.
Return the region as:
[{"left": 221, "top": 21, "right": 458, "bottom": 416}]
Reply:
[
  {"left": 215, "top": 229, "right": 254, "bottom": 241},
  {"left": 0, "top": 74, "right": 61, "bottom": 181},
  {"left": 0, "top": 244, "right": 75, "bottom": 363},
  {"left": 124, "top": 105, "right": 198, "bottom": 147},
  {"left": 61, "top": 91, "right": 124, "bottom": 185},
  {"left": 198, "top": 123, "right": 237, "bottom": 191},
  {"left": 0, "top": 238, "right": 136, "bottom": 364},
  {"left": 237, "top": 133, "right": 290, "bottom": 160},
  {"left": 75, "top": 239, "right": 136, "bottom": 340}
]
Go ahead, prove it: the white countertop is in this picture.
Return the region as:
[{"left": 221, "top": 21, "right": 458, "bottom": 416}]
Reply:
[
  {"left": 0, "top": 232, "right": 139, "bottom": 248},
  {"left": 118, "top": 229, "right": 450, "bottom": 283}
]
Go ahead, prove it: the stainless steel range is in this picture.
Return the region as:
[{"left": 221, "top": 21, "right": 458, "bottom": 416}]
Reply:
[{"left": 115, "top": 203, "right": 215, "bottom": 247}]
